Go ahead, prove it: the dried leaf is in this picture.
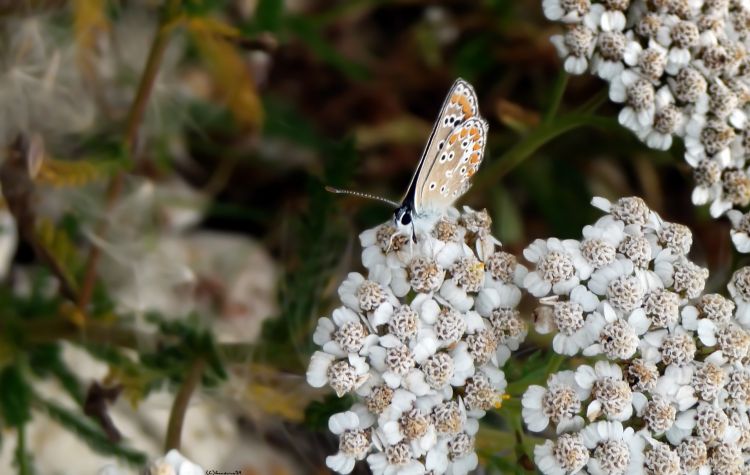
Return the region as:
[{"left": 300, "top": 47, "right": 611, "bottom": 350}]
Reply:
[
  {"left": 60, "top": 301, "right": 86, "bottom": 327},
  {"left": 36, "top": 157, "right": 107, "bottom": 187},
  {"left": 496, "top": 98, "right": 540, "bottom": 133},
  {"left": 237, "top": 364, "right": 314, "bottom": 422},
  {"left": 104, "top": 366, "right": 150, "bottom": 408},
  {"left": 73, "top": 0, "right": 109, "bottom": 82},
  {"left": 187, "top": 17, "right": 264, "bottom": 130}
]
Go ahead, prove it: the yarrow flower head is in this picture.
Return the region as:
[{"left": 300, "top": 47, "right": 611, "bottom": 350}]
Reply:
[
  {"left": 542, "top": 0, "right": 750, "bottom": 251},
  {"left": 521, "top": 196, "right": 750, "bottom": 474},
  {"left": 308, "top": 207, "right": 527, "bottom": 474}
]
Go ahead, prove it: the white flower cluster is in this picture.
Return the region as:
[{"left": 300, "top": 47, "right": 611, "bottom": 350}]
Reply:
[
  {"left": 306, "top": 207, "right": 528, "bottom": 474},
  {"left": 543, "top": 0, "right": 750, "bottom": 245},
  {"left": 522, "top": 196, "right": 750, "bottom": 474}
]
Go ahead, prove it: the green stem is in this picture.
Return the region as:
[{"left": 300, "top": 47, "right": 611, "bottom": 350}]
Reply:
[
  {"left": 470, "top": 114, "right": 616, "bottom": 196},
  {"left": 579, "top": 87, "right": 609, "bottom": 114},
  {"left": 15, "top": 425, "right": 32, "bottom": 475},
  {"left": 543, "top": 71, "right": 568, "bottom": 122},
  {"left": 78, "top": 0, "right": 183, "bottom": 311},
  {"left": 164, "top": 357, "right": 205, "bottom": 452},
  {"left": 546, "top": 352, "right": 565, "bottom": 374}
]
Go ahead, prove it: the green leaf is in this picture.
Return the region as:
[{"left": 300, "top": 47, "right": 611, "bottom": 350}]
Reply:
[
  {"left": 0, "top": 365, "right": 32, "bottom": 428},
  {"left": 29, "top": 344, "right": 84, "bottom": 406},
  {"left": 256, "top": 0, "right": 284, "bottom": 31},
  {"left": 38, "top": 397, "right": 147, "bottom": 466}
]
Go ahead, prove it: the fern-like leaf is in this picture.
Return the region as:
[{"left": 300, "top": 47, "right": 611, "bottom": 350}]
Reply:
[{"left": 36, "top": 396, "right": 147, "bottom": 466}]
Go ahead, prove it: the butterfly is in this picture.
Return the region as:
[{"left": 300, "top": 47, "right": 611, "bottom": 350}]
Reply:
[{"left": 328, "top": 78, "right": 488, "bottom": 238}]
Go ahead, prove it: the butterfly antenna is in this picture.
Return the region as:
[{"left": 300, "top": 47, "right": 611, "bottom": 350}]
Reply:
[{"left": 325, "top": 186, "right": 400, "bottom": 208}]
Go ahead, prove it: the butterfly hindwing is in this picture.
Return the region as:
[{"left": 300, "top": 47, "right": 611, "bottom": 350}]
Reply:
[
  {"left": 401, "top": 79, "right": 479, "bottom": 206},
  {"left": 414, "top": 117, "right": 488, "bottom": 215}
]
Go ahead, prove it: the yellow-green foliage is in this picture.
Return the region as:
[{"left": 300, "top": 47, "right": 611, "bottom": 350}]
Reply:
[{"left": 36, "top": 158, "right": 107, "bottom": 188}]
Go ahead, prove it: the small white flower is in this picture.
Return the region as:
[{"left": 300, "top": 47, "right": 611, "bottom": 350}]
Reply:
[
  {"left": 654, "top": 364, "right": 697, "bottom": 412},
  {"left": 534, "top": 431, "right": 589, "bottom": 475},
  {"left": 326, "top": 411, "right": 373, "bottom": 474},
  {"left": 550, "top": 25, "right": 597, "bottom": 74},
  {"left": 637, "top": 87, "right": 684, "bottom": 150},
  {"left": 313, "top": 307, "right": 379, "bottom": 358},
  {"left": 727, "top": 210, "right": 750, "bottom": 253},
  {"left": 523, "top": 238, "right": 586, "bottom": 297},
  {"left": 523, "top": 371, "right": 585, "bottom": 432},
  {"left": 542, "top": 0, "right": 591, "bottom": 23},
  {"left": 583, "top": 302, "right": 645, "bottom": 359},
  {"left": 474, "top": 283, "right": 522, "bottom": 317},
  {"left": 580, "top": 421, "right": 645, "bottom": 475},
  {"left": 595, "top": 2, "right": 627, "bottom": 32},
  {"left": 307, "top": 351, "right": 370, "bottom": 396},
  {"left": 425, "top": 432, "right": 479, "bottom": 475},
  {"left": 575, "top": 361, "right": 634, "bottom": 421},
  {"left": 147, "top": 450, "right": 204, "bottom": 475},
  {"left": 728, "top": 266, "right": 750, "bottom": 325}
]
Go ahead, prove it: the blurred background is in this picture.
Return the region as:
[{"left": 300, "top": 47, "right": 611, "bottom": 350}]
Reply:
[{"left": 0, "top": 0, "right": 732, "bottom": 473}]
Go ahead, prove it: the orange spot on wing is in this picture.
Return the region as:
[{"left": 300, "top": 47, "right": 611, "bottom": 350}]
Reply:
[
  {"left": 470, "top": 153, "right": 481, "bottom": 164},
  {"left": 469, "top": 127, "right": 478, "bottom": 136},
  {"left": 449, "top": 135, "right": 458, "bottom": 145},
  {"left": 460, "top": 128, "right": 468, "bottom": 138},
  {"left": 467, "top": 169, "right": 475, "bottom": 177},
  {"left": 451, "top": 95, "right": 473, "bottom": 118},
  {"left": 473, "top": 143, "right": 481, "bottom": 151}
]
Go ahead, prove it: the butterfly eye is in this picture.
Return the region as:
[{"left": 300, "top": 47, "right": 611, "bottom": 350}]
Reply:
[{"left": 400, "top": 213, "right": 412, "bottom": 225}]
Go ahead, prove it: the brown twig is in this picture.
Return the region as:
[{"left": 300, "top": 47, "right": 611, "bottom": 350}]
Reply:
[
  {"left": 0, "top": 0, "right": 67, "bottom": 15},
  {"left": 19, "top": 318, "right": 162, "bottom": 351},
  {"left": 164, "top": 357, "right": 205, "bottom": 452},
  {"left": 0, "top": 135, "right": 78, "bottom": 301},
  {"left": 77, "top": 0, "right": 183, "bottom": 311}
]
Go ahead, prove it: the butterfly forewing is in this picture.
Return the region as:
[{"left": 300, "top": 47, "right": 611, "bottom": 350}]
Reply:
[
  {"left": 415, "top": 117, "right": 488, "bottom": 215},
  {"left": 402, "top": 79, "right": 479, "bottom": 206}
]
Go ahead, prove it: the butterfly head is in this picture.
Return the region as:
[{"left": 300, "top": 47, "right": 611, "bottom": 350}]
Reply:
[{"left": 394, "top": 203, "right": 414, "bottom": 233}]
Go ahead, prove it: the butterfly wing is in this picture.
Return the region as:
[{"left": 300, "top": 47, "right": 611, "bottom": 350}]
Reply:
[
  {"left": 401, "top": 79, "right": 479, "bottom": 207},
  {"left": 414, "top": 117, "right": 489, "bottom": 215}
]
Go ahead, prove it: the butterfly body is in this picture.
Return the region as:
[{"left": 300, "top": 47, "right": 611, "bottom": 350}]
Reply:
[
  {"left": 393, "top": 79, "right": 488, "bottom": 238},
  {"left": 326, "top": 79, "right": 488, "bottom": 240}
]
